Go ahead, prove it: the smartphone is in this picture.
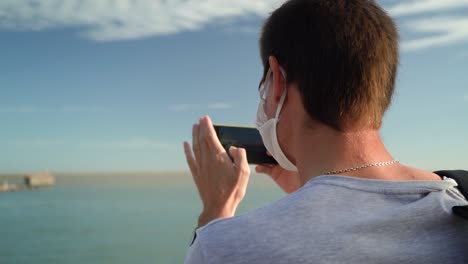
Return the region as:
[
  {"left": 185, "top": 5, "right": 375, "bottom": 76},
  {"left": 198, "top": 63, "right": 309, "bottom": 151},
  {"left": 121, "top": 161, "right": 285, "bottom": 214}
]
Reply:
[{"left": 213, "top": 125, "right": 278, "bottom": 165}]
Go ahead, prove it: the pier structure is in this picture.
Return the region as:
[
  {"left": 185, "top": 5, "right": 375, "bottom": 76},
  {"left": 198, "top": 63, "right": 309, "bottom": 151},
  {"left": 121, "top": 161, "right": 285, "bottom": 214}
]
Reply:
[
  {"left": 0, "top": 172, "right": 55, "bottom": 192},
  {"left": 24, "top": 172, "right": 55, "bottom": 188}
]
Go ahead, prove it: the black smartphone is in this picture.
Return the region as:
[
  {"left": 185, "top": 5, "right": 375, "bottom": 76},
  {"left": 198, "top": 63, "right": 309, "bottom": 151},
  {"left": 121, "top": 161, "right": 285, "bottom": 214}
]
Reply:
[{"left": 213, "top": 125, "right": 277, "bottom": 165}]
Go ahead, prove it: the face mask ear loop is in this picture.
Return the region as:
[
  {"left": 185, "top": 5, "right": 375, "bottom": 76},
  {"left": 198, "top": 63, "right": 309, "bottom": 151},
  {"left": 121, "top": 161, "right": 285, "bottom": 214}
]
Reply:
[
  {"left": 275, "top": 89, "right": 287, "bottom": 121},
  {"left": 275, "top": 67, "right": 288, "bottom": 122}
]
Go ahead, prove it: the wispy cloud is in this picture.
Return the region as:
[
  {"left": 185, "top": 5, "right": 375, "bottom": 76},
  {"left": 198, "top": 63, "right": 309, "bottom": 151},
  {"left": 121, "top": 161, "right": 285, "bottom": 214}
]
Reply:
[
  {"left": 87, "top": 138, "right": 171, "bottom": 149},
  {"left": 168, "top": 104, "right": 201, "bottom": 112},
  {"left": 207, "top": 102, "right": 234, "bottom": 109},
  {"left": 0, "top": 106, "right": 39, "bottom": 113},
  {"left": 385, "top": 0, "right": 468, "bottom": 51},
  {"left": 168, "top": 102, "right": 234, "bottom": 112},
  {"left": 0, "top": 105, "right": 105, "bottom": 114},
  {"left": 7, "top": 139, "right": 66, "bottom": 147},
  {"left": 0, "top": 0, "right": 281, "bottom": 41},
  {"left": 2, "top": 0, "right": 468, "bottom": 51},
  {"left": 62, "top": 105, "right": 105, "bottom": 113},
  {"left": 387, "top": 0, "right": 468, "bottom": 17},
  {"left": 223, "top": 25, "right": 259, "bottom": 34},
  {"left": 400, "top": 16, "right": 468, "bottom": 51},
  {"left": 4, "top": 138, "right": 170, "bottom": 150}
]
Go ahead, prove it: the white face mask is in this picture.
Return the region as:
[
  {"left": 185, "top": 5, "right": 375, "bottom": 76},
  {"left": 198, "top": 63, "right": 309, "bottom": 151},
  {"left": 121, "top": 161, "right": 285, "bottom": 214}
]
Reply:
[{"left": 255, "top": 68, "right": 298, "bottom": 172}]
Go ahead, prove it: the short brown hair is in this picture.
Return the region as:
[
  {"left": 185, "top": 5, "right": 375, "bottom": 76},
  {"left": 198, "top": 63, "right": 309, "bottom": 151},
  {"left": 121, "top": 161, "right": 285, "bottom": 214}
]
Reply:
[{"left": 260, "top": 0, "right": 399, "bottom": 131}]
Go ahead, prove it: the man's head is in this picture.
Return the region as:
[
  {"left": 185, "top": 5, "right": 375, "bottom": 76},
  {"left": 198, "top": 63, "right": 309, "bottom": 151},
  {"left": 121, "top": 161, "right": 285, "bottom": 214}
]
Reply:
[{"left": 259, "top": 0, "right": 399, "bottom": 131}]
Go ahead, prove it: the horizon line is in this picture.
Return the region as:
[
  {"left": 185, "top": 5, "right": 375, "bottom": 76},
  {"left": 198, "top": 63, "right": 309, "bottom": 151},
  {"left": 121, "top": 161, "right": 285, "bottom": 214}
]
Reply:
[{"left": 0, "top": 170, "right": 191, "bottom": 177}]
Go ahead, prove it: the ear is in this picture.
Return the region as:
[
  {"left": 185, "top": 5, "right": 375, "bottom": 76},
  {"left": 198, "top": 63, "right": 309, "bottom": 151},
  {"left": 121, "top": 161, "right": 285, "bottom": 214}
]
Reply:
[{"left": 268, "top": 56, "right": 286, "bottom": 105}]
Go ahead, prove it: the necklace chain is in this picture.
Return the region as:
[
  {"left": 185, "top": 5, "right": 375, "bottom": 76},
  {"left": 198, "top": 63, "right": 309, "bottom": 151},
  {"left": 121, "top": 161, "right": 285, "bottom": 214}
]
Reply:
[{"left": 323, "top": 160, "right": 399, "bottom": 175}]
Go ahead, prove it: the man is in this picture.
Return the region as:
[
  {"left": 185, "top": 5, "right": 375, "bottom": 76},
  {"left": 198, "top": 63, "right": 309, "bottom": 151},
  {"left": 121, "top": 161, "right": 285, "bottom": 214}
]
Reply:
[{"left": 183, "top": 0, "right": 468, "bottom": 263}]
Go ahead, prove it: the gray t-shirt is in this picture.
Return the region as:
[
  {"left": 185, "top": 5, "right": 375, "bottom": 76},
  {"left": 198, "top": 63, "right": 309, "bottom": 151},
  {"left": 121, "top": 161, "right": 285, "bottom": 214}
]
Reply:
[{"left": 184, "top": 175, "right": 468, "bottom": 264}]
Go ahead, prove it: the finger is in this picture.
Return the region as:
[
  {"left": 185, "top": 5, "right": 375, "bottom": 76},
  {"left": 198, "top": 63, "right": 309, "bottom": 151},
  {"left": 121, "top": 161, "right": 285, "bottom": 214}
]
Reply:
[
  {"left": 230, "top": 147, "right": 250, "bottom": 175},
  {"left": 197, "top": 117, "right": 210, "bottom": 165},
  {"left": 183, "top": 141, "right": 198, "bottom": 178},
  {"left": 256, "top": 164, "right": 273, "bottom": 175},
  {"left": 192, "top": 123, "right": 201, "bottom": 162},
  {"left": 200, "top": 116, "right": 225, "bottom": 153}
]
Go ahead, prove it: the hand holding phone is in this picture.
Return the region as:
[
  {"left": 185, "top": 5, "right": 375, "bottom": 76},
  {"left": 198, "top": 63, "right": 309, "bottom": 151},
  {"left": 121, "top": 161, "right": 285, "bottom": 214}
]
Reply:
[
  {"left": 255, "top": 164, "right": 301, "bottom": 193},
  {"left": 183, "top": 117, "right": 251, "bottom": 227},
  {"left": 213, "top": 125, "right": 278, "bottom": 165}
]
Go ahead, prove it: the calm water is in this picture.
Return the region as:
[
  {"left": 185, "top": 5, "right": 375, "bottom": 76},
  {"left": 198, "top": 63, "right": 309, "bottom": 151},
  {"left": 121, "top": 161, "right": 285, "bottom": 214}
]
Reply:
[{"left": 0, "top": 174, "right": 283, "bottom": 264}]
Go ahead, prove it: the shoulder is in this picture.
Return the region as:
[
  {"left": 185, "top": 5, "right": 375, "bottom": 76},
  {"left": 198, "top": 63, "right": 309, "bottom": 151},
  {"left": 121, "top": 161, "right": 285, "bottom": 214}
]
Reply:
[
  {"left": 197, "top": 180, "right": 323, "bottom": 234},
  {"left": 189, "top": 179, "right": 348, "bottom": 263},
  {"left": 189, "top": 182, "right": 336, "bottom": 259},
  {"left": 197, "top": 176, "right": 352, "bottom": 238},
  {"left": 186, "top": 200, "right": 287, "bottom": 263}
]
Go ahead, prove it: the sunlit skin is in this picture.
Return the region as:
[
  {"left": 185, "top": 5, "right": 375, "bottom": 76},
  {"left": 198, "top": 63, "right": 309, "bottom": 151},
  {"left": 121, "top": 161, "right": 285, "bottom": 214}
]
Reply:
[
  {"left": 183, "top": 116, "right": 250, "bottom": 227},
  {"left": 184, "top": 55, "right": 442, "bottom": 227}
]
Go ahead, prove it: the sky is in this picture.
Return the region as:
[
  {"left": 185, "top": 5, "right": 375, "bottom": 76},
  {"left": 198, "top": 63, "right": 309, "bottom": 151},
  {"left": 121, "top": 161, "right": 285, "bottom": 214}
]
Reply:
[{"left": 0, "top": 0, "right": 467, "bottom": 173}]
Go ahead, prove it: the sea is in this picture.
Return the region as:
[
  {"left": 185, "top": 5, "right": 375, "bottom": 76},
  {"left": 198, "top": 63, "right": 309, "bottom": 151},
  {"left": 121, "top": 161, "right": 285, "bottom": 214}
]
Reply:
[{"left": 0, "top": 173, "right": 284, "bottom": 264}]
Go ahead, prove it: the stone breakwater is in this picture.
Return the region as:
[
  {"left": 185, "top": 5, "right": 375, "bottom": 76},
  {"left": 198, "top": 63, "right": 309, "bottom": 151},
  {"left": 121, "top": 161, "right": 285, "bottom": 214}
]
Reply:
[{"left": 0, "top": 172, "right": 55, "bottom": 192}]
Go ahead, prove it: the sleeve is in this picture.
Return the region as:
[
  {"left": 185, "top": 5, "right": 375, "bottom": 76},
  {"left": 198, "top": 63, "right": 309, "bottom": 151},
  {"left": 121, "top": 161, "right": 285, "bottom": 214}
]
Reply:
[{"left": 184, "top": 230, "right": 206, "bottom": 264}]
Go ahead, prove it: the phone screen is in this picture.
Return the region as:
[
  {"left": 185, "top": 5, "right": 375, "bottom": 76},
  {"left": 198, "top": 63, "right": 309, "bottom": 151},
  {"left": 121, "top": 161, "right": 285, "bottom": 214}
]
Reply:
[{"left": 213, "top": 125, "right": 277, "bottom": 165}]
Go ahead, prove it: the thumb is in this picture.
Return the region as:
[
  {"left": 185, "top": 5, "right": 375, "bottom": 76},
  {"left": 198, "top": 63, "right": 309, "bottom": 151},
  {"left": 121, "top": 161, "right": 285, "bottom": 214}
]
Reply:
[{"left": 229, "top": 147, "right": 249, "bottom": 172}]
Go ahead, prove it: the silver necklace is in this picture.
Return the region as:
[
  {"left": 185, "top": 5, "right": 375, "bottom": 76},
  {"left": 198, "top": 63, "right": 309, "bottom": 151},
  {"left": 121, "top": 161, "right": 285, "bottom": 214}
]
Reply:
[{"left": 323, "top": 160, "right": 399, "bottom": 175}]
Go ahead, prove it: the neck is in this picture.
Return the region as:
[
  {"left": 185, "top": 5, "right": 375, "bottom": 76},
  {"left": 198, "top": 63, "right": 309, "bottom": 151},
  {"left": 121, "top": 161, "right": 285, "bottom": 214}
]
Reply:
[{"left": 294, "top": 125, "right": 395, "bottom": 185}]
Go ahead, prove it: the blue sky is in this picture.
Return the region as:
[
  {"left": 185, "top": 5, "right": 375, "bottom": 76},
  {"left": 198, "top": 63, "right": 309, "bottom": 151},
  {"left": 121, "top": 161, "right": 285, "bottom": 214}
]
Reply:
[{"left": 0, "top": 0, "right": 467, "bottom": 173}]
